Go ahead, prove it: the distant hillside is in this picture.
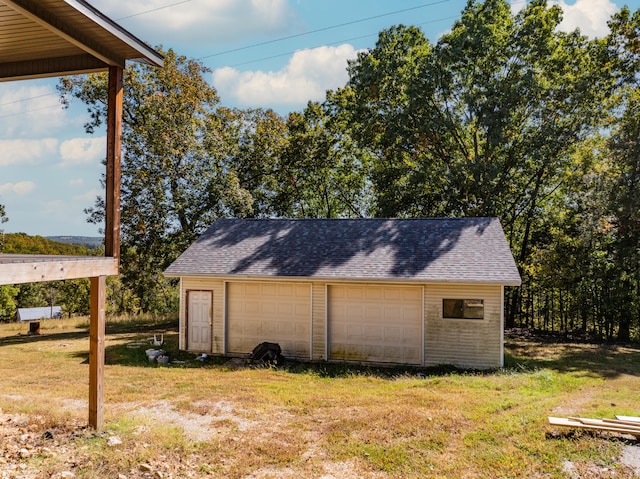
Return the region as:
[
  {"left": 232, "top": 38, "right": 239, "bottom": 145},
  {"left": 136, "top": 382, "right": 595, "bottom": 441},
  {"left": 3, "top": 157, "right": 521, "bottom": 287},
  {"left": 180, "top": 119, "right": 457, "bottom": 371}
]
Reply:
[
  {"left": 46, "top": 236, "right": 103, "bottom": 250},
  {"left": 2, "top": 233, "right": 96, "bottom": 255}
]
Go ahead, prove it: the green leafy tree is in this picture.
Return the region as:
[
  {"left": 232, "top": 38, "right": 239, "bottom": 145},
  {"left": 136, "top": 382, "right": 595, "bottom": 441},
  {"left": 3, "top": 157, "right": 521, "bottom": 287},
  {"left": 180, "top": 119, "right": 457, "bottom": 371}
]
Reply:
[
  {"left": 59, "top": 279, "right": 91, "bottom": 317},
  {"left": 59, "top": 49, "right": 258, "bottom": 312},
  {"left": 0, "top": 284, "right": 18, "bottom": 321},
  {"left": 0, "top": 204, "right": 7, "bottom": 252},
  {"left": 273, "top": 101, "right": 372, "bottom": 218},
  {"left": 335, "top": 0, "right": 614, "bottom": 327},
  {"left": 218, "top": 107, "right": 287, "bottom": 217},
  {"left": 604, "top": 88, "right": 640, "bottom": 340}
]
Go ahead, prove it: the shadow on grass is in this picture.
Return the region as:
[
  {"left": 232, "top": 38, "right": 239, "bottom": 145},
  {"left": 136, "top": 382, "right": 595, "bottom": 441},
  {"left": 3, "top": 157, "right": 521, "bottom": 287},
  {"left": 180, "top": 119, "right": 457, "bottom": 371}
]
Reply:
[
  {"left": 4, "top": 318, "right": 640, "bottom": 380},
  {"left": 0, "top": 329, "right": 90, "bottom": 346},
  {"left": 0, "top": 316, "right": 177, "bottom": 347},
  {"left": 504, "top": 341, "right": 640, "bottom": 379}
]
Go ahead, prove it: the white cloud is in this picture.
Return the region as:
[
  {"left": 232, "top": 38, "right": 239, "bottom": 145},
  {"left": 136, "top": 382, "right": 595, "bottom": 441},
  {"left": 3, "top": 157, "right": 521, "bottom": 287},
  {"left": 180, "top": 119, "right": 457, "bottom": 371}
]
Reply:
[
  {"left": 0, "top": 181, "right": 36, "bottom": 195},
  {"left": 510, "top": 0, "right": 615, "bottom": 38},
  {"left": 73, "top": 189, "right": 101, "bottom": 201},
  {"left": 554, "top": 0, "right": 617, "bottom": 38},
  {"left": 59, "top": 137, "right": 105, "bottom": 167},
  {"left": 0, "top": 138, "right": 58, "bottom": 166},
  {"left": 213, "top": 44, "right": 359, "bottom": 108},
  {"left": 92, "top": 0, "right": 301, "bottom": 45},
  {"left": 69, "top": 178, "right": 84, "bottom": 186},
  {"left": 510, "top": 0, "right": 526, "bottom": 15},
  {"left": 0, "top": 82, "right": 67, "bottom": 137}
]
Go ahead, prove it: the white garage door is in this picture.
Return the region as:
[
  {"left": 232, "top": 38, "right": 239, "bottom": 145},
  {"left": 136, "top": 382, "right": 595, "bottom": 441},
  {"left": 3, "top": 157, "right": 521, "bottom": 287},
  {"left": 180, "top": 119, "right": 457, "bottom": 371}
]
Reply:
[
  {"left": 226, "top": 282, "right": 311, "bottom": 359},
  {"left": 328, "top": 285, "right": 423, "bottom": 365}
]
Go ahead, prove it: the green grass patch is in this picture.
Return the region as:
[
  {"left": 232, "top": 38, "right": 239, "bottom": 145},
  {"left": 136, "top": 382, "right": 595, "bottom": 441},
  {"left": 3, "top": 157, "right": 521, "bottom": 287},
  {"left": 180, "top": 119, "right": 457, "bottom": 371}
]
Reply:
[{"left": 1, "top": 317, "right": 639, "bottom": 478}]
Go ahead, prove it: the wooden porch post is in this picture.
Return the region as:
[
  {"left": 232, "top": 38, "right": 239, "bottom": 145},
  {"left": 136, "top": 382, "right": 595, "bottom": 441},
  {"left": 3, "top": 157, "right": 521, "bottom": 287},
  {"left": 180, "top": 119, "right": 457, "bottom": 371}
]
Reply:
[
  {"left": 89, "top": 275, "right": 106, "bottom": 430},
  {"left": 91, "top": 64, "right": 122, "bottom": 430},
  {"left": 105, "top": 65, "right": 123, "bottom": 260}
]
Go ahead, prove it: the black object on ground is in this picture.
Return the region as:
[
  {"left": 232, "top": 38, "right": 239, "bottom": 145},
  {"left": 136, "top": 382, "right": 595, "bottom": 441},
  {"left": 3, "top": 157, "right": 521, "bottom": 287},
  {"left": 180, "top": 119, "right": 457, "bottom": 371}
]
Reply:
[{"left": 245, "top": 342, "right": 284, "bottom": 366}]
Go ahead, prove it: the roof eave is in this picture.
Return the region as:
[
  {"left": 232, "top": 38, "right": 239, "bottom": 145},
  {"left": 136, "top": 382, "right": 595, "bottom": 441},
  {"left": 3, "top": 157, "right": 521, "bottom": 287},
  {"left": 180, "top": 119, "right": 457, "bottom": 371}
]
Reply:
[
  {"left": 2, "top": 0, "right": 163, "bottom": 70},
  {"left": 164, "top": 272, "right": 522, "bottom": 286},
  {"left": 66, "top": 0, "right": 163, "bottom": 67}
]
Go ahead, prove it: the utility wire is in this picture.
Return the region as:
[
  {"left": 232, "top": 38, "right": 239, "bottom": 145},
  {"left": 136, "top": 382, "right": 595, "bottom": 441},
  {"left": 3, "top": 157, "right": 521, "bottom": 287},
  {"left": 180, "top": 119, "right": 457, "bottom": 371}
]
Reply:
[
  {"left": 225, "top": 15, "right": 460, "bottom": 68},
  {"left": 200, "top": 0, "right": 450, "bottom": 60},
  {"left": 215, "top": 0, "right": 528, "bottom": 68},
  {"left": 0, "top": 102, "right": 64, "bottom": 120},
  {"left": 0, "top": 92, "right": 55, "bottom": 107},
  {"left": 116, "top": 0, "right": 193, "bottom": 21},
  {"left": 0, "top": 6, "right": 461, "bottom": 116},
  {"left": 2, "top": 0, "right": 503, "bottom": 115}
]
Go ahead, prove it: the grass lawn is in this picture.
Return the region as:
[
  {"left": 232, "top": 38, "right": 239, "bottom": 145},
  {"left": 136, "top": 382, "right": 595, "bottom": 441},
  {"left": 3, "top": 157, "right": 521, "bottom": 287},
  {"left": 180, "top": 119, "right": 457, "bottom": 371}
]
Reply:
[{"left": 0, "top": 316, "right": 638, "bottom": 478}]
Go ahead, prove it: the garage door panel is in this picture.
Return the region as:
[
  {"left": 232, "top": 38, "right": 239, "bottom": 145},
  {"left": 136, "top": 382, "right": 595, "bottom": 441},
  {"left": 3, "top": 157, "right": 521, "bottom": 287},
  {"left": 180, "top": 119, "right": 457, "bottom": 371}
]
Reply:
[
  {"left": 365, "top": 326, "right": 382, "bottom": 341},
  {"left": 329, "top": 285, "right": 422, "bottom": 365},
  {"left": 347, "top": 324, "right": 363, "bottom": 340},
  {"left": 227, "top": 282, "right": 311, "bottom": 359},
  {"left": 347, "top": 288, "right": 364, "bottom": 300},
  {"left": 384, "top": 327, "right": 402, "bottom": 342},
  {"left": 259, "top": 321, "right": 275, "bottom": 335},
  {"left": 364, "top": 306, "right": 382, "bottom": 321}
]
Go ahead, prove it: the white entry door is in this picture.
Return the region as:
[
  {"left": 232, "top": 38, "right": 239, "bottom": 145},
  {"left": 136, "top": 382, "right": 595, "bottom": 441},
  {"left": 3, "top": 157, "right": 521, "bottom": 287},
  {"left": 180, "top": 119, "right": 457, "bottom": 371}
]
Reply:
[{"left": 187, "top": 291, "right": 212, "bottom": 352}]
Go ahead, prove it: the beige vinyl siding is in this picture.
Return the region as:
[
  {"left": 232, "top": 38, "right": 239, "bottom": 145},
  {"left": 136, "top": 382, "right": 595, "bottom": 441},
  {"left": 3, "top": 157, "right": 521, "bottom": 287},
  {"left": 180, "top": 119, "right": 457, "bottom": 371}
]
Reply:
[
  {"left": 424, "top": 284, "right": 503, "bottom": 369},
  {"left": 311, "top": 282, "right": 327, "bottom": 361},
  {"left": 176, "top": 276, "right": 505, "bottom": 369},
  {"left": 181, "top": 277, "right": 225, "bottom": 354}
]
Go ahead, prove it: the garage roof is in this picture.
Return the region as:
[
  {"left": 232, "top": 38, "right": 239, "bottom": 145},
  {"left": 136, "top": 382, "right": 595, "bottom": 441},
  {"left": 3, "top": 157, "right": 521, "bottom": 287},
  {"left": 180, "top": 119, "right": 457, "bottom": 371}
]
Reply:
[
  {"left": 165, "top": 218, "right": 522, "bottom": 285},
  {"left": 0, "top": 0, "right": 163, "bottom": 81}
]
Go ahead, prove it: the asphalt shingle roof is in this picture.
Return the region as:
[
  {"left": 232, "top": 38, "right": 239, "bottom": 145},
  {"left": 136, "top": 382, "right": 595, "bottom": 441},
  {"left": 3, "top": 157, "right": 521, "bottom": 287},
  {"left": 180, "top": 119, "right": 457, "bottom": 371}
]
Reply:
[{"left": 164, "top": 218, "right": 521, "bottom": 285}]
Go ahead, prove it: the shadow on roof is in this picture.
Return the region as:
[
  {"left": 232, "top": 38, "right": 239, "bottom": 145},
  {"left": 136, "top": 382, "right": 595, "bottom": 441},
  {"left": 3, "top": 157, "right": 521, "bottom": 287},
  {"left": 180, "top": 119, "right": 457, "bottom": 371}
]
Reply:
[{"left": 195, "top": 217, "right": 496, "bottom": 279}]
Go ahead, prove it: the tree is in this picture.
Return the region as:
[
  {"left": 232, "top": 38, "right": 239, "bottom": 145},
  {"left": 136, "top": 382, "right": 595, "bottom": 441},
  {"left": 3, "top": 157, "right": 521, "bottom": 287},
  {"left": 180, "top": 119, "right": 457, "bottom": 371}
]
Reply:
[
  {"left": 271, "top": 101, "right": 372, "bottom": 218},
  {"left": 59, "top": 279, "right": 91, "bottom": 317},
  {"left": 335, "top": 0, "right": 614, "bottom": 327},
  {"left": 603, "top": 88, "right": 640, "bottom": 341},
  {"left": 59, "top": 49, "right": 258, "bottom": 312},
  {"left": 0, "top": 204, "right": 7, "bottom": 252},
  {"left": 0, "top": 284, "right": 18, "bottom": 321},
  {"left": 218, "top": 107, "right": 288, "bottom": 218}
]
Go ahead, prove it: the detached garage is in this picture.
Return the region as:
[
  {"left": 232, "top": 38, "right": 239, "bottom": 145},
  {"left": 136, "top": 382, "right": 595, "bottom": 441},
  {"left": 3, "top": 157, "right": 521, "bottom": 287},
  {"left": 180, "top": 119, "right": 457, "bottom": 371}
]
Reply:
[{"left": 164, "top": 218, "right": 521, "bottom": 369}]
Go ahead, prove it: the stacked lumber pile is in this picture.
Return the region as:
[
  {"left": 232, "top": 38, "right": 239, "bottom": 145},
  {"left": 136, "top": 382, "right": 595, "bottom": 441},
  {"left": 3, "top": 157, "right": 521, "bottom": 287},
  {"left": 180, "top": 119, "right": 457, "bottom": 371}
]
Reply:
[{"left": 548, "top": 415, "right": 640, "bottom": 437}]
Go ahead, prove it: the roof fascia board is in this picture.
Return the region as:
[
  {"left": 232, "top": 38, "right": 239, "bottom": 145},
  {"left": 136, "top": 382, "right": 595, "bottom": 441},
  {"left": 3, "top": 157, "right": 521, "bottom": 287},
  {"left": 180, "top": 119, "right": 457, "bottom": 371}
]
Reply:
[
  {"left": 3, "top": 0, "right": 126, "bottom": 67},
  {"left": 0, "top": 53, "right": 107, "bottom": 81},
  {"left": 164, "top": 273, "right": 522, "bottom": 286},
  {"left": 65, "top": 0, "right": 163, "bottom": 67}
]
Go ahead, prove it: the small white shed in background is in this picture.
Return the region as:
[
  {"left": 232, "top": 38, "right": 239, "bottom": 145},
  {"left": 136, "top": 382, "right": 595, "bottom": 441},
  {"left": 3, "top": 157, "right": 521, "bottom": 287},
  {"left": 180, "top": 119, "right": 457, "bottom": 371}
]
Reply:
[
  {"left": 17, "top": 306, "right": 62, "bottom": 321},
  {"left": 164, "top": 218, "right": 521, "bottom": 369}
]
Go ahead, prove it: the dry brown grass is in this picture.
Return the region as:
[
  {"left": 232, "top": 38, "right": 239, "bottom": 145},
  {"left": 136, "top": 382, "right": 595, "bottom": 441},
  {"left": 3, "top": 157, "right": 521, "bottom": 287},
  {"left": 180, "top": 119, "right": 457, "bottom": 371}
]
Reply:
[{"left": 0, "top": 318, "right": 639, "bottom": 478}]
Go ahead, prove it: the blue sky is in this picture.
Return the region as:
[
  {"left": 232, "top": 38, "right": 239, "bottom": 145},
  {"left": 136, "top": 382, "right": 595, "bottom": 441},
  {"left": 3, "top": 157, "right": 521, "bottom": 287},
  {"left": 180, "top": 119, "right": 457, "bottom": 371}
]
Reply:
[{"left": 0, "top": 0, "right": 636, "bottom": 237}]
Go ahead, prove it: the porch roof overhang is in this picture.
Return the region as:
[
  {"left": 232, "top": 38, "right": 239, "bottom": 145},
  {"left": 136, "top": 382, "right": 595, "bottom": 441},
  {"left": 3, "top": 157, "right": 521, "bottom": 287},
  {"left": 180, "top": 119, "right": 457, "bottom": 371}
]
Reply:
[{"left": 0, "top": 0, "right": 163, "bottom": 81}]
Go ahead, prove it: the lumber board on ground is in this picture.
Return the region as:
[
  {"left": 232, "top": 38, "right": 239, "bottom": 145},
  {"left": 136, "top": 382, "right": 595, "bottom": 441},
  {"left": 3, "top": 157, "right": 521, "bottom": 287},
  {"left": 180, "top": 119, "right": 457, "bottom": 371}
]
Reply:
[
  {"left": 603, "top": 418, "right": 640, "bottom": 427},
  {"left": 548, "top": 417, "right": 640, "bottom": 436},
  {"left": 615, "top": 416, "right": 640, "bottom": 423},
  {"left": 569, "top": 417, "right": 640, "bottom": 431}
]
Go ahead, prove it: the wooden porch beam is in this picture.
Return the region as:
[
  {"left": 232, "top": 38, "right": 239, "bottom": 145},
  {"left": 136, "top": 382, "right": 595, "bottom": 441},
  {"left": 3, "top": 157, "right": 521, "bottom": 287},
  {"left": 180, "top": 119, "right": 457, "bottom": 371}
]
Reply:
[
  {"left": 105, "top": 65, "right": 122, "bottom": 260},
  {"left": 89, "top": 275, "right": 106, "bottom": 430},
  {"left": 0, "top": 256, "right": 118, "bottom": 285}
]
